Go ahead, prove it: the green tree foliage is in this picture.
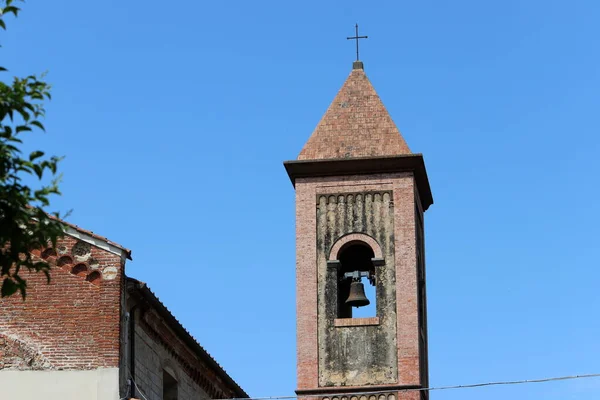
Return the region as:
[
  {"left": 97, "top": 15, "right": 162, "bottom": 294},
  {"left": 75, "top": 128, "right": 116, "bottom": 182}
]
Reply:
[{"left": 0, "top": 0, "right": 65, "bottom": 298}]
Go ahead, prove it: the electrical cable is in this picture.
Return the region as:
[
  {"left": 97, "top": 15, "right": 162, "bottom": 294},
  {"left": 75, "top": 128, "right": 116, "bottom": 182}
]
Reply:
[
  {"left": 128, "top": 374, "right": 150, "bottom": 400},
  {"left": 221, "top": 372, "right": 600, "bottom": 400}
]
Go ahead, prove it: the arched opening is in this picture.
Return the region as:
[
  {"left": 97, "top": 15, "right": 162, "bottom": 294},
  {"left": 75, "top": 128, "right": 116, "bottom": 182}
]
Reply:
[
  {"left": 86, "top": 270, "right": 102, "bottom": 285},
  {"left": 57, "top": 255, "right": 73, "bottom": 267},
  {"left": 337, "top": 242, "right": 376, "bottom": 318},
  {"left": 41, "top": 248, "right": 57, "bottom": 259},
  {"left": 71, "top": 263, "right": 88, "bottom": 277}
]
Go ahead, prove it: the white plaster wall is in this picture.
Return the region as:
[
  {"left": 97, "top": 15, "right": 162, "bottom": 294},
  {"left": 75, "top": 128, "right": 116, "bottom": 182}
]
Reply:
[{"left": 0, "top": 367, "right": 120, "bottom": 400}]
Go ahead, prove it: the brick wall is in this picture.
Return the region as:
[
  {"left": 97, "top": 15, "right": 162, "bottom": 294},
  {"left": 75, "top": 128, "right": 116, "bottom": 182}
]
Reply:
[
  {"left": 0, "top": 234, "right": 126, "bottom": 370},
  {"left": 295, "top": 173, "right": 425, "bottom": 391}
]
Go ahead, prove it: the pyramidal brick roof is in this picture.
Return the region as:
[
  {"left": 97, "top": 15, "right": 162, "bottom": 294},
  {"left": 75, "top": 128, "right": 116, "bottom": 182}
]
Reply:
[{"left": 298, "top": 62, "right": 411, "bottom": 160}]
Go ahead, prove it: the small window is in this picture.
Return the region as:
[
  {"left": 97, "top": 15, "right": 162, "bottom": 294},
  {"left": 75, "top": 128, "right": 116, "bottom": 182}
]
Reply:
[
  {"left": 163, "top": 369, "right": 178, "bottom": 400},
  {"left": 337, "top": 243, "right": 376, "bottom": 318}
]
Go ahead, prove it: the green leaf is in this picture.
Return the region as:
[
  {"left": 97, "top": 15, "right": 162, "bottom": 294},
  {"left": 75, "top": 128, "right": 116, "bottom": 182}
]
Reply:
[
  {"left": 3, "top": 6, "right": 20, "bottom": 17},
  {"left": 43, "top": 268, "right": 51, "bottom": 284},
  {"left": 15, "top": 125, "right": 31, "bottom": 133},
  {"left": 30, "top": 120, "right": 45, "bottom": 131},
  {"left": 29, "top": 151, "right": 44, "bottom": 161},
  {"left": 32, "top": 164, "right": 43, "bottom": 179},
  {"left": 0, "top": 0, "right": 65, "bottom": 299},
  {"left": 1, "top": 278, "right": 17, "bottom": 297}
]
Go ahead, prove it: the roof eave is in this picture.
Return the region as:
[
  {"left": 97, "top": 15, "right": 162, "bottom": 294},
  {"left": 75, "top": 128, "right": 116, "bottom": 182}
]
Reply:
[
  {"left": 283, "top": 154, "right": 434, "bottom": 211},
  {"left": 45, "top": 213, "right": 132, "bottom": 260},
  {"left": 127, "top": 278, "right": 249, "bottom": 398}
]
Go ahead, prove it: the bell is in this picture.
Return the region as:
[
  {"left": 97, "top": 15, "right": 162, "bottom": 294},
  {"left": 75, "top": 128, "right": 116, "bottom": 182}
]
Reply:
[{"left": 345, "top": 281, "right": 370, "bottom": 308}]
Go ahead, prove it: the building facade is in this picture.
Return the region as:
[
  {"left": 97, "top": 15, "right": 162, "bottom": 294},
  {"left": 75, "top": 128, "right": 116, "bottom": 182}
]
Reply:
[
  {"left": 285, "top": 61, "right": 433, "bottom": 400},
  {"left": 0, "top": 222, "right": 248, "bottom": 400},
  {"left": 126, "top": 277, "right": 247, "bottom": 400}
]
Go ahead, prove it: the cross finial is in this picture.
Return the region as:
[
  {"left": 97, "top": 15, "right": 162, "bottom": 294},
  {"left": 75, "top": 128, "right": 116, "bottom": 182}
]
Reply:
[{"left": 346, "top": 23, "right": 368, "bottom": 62}]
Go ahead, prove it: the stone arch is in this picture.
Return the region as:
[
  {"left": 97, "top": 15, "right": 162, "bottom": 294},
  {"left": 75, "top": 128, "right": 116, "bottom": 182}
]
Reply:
[
  {"left": 57, "top": 255, "right": 73, "bottom": 267},
  {"left": 71, "top": 263, "right": 88, "bottom": 277},
  {"left": 328, "top": 233, "right": 383, "bottom": 261},
  {"left": 0, "top": 333, "right": 52, "bottom": 370},
  {"left": 86, "top": 270, "right": 102, "bottom": 285},
  {"left": 41, "top": 248, "right": 57, "bottom": 259}
]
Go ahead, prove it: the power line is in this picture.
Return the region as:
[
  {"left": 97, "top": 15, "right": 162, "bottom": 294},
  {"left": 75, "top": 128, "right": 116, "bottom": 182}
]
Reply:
[
  {"left": 223, "top": 373, "right": 600, "bottom": 400},
  {"left": 130, "top": 377, "right": 150, "bottom": 400}
]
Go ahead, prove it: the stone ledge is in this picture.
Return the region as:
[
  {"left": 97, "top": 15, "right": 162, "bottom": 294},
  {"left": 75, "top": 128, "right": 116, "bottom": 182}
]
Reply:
[{"left": 334, "top": 317, "right": 380, "bottom": 327}]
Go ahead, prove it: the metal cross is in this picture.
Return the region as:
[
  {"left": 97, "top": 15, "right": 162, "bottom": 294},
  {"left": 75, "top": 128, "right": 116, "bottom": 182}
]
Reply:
[{"left": 346, "top": 23, "right": 368, "bottom": 61}]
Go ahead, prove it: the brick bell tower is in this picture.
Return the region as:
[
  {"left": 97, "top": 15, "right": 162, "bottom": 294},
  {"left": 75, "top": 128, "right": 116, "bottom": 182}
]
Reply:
[{"left": 284, "top": 60, "right": 434, "bottom": 400}]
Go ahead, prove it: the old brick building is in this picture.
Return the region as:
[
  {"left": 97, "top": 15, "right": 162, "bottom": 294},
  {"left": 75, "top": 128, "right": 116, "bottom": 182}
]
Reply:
[
  {"left": 0, "top": 221, "right": 248, "bottom": 400},
  {"left": 285, "top": 61, "right": 433, "bottom": 400}
]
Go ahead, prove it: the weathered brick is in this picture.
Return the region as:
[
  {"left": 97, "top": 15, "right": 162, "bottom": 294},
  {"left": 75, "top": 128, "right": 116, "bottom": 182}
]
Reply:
[
  {"left": 0, "top": 234, "right": 126, "bottom": 370},
  {"left": 298, "top": 63, "right": 411, "bottom": 160},
  {"left": 290, "top": 61, "right": 431, "bottom": 399}
]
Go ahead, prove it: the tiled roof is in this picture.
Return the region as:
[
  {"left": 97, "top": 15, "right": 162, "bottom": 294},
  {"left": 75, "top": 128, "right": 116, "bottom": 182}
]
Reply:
[
  {"left": 298, "top": 62, "right": 411, "bottom": 161},
  {"left": 55, "top": 216, "right": 132, "bottom": 259}
]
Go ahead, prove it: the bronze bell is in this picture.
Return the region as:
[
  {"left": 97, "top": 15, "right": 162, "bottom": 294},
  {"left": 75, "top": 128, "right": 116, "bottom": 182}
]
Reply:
[{"left": 345, "top": 281, "right": 370, "bottom": 308}]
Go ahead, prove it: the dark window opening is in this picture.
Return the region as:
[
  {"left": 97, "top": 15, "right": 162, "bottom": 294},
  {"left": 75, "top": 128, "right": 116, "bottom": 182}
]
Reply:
[
  {"left": 163, "top": 369, "right": 178, "bottom": 400},
  {"left": 337, "top": 243, "right": 376, "bottom": 318}
]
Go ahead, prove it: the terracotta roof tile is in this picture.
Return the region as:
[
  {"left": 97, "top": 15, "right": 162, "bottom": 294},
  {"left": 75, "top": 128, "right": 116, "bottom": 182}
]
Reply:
[{"left": 298, "top": 62, "right": 411, "bottom": 160}]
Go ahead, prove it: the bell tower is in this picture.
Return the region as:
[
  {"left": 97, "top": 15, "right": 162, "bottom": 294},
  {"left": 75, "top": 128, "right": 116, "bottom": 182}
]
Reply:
[{"left": 284, "top": 61, "right": 434, "bottom": 400}]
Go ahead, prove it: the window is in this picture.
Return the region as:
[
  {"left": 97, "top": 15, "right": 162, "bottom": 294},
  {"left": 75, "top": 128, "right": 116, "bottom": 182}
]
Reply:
[
  {"left": 337, "top": 243, "right": 376, "bottom": 318},
  {"left": 163, "top": 369, "right": 178, "bottom": 400}
]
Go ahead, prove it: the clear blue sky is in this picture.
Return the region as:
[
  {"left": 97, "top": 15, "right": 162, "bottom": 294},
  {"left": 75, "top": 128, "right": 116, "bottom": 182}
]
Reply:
[{"left": 4, "top": 1, "right": 600, "bottom": 399}]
